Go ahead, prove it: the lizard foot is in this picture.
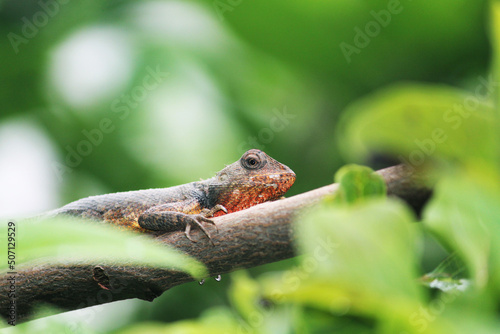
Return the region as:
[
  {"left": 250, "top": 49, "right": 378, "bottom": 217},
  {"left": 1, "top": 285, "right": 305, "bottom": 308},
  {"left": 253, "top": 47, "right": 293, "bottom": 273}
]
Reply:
[{"left": 185, "top": 215, "right": 217, "bottom": 246}]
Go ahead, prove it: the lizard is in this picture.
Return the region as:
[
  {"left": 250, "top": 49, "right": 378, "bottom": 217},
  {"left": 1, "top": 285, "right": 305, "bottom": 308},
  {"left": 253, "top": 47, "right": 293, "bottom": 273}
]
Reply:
[{"left": 48, "top": 149, "right": 296, "bottom": 244}]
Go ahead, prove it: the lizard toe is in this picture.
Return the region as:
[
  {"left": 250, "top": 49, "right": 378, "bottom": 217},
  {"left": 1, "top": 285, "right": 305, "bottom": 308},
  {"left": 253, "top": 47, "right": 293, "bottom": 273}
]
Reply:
[
  {"left": 195, "top": 215, "right": 218, "bottom": 233},
  {"left": 186, "top": 215, "right": 216, "bottom": 245},
  {"left": 184, "top": 223, "right": 197, "bottom": 243}
]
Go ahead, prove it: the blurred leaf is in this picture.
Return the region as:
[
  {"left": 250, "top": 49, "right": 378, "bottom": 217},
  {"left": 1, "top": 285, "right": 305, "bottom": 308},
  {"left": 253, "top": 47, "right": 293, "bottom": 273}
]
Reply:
[
  {"left": 423, "top": 167, "right": 500, "bottom": 290},
  {"left": 294, "top": 306, "right": 374, "bottom": 334},
  {"left": 227, "top": 270, "right": 297, "bottom": 333},
  {"left": 0, "top": 304, "right": 98, "bottom": 333},
  {"left": 228, "top": 271, "right": 263, "bottom": 324},
  {"left": 410, "top": 292, "right": 500, "bottom": 334},
  {"left": 339, "top": 84, "right": 499, "bottom": 167},
  {"left": 0, "top": 217, "right": 206, "bottom": 279},
  {"left": 264, "top": 199, "right": 422, "bottom": 329},
  {"left": 117, "top": 307, "right": 241, "bottom": 334},
  {"left": 333, "top": 164, "right": 386, "bottom": 204}
]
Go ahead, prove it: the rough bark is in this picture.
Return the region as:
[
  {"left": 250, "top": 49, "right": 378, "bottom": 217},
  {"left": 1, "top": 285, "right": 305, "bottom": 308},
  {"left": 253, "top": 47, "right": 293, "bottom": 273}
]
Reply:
[{"left": 0, "top": 165, "right": 430, "bottom": 324}]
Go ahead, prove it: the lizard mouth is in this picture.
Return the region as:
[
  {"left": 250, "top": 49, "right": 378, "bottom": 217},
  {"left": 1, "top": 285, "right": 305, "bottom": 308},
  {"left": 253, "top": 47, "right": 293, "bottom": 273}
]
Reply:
[
  {"left": 262, "top": 172, "right": 295, "bottom": 180},
  {"left": 250, "top": 172, "right": 296, "bottom": 194},
  {"left": 276, "top": 172, "right": 296, "bottom": 190},
  {"left": 251, "top": 171, "right": 295, "bottom": 180}
]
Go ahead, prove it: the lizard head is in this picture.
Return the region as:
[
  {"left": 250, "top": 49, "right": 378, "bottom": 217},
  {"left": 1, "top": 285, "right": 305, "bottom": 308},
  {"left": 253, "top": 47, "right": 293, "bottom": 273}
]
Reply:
[{"left": 210, "top": 149, "right": 296, "bottom": 214}]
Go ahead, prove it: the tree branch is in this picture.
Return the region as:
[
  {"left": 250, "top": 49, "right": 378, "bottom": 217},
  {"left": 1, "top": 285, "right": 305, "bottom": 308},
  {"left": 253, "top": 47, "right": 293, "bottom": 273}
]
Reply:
[{"left": 0, "top": 165, "right": 430, "bottom": 324}]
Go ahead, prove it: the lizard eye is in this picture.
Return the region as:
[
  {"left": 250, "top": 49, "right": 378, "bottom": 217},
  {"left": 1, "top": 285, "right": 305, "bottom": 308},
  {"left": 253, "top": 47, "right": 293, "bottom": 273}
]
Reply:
[{"left": 241, "top": 151, "right": 264, "bottom": 169}]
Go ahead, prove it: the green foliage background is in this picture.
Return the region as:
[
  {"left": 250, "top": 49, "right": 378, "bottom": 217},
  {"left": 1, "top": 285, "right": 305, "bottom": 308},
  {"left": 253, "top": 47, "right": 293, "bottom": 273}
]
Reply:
[{"left": 1, "top": 0, "right": 500, "bottom": 333}]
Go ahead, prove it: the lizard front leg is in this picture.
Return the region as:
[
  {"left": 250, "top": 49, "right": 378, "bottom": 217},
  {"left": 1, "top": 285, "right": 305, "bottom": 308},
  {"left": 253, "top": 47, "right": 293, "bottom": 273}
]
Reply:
[{"left": 138, "top": 202, "right": 227, "bottom": 245}]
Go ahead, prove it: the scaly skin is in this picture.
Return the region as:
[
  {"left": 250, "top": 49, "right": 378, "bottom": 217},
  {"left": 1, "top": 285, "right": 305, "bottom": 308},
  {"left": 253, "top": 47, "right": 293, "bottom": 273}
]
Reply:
[{"left": 49, "top": 149, "right": 296, "bottom": 243}]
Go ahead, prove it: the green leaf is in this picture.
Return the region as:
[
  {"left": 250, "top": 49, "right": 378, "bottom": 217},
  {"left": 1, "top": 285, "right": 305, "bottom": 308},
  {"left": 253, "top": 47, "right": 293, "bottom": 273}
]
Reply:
[
  {"left": 423, "top": 166, "right": 500, "bottom": 291},
  {"left": 228, "top": 270, "right": 264, "bottom": 324},
  {"left": 0, "top": 216, "right": 206, "bottom": 279},
  {"left": 333, "top": 164, "right": 386, "bottom": 205},
  {"left": 339, "top": 84, "right": 499, "bottom": 167},
  {"left": 116, "top": 307, "right": 241, "bottom": 334},
  {"left": 266, "top": 199, "right": 422, "bottom": 325}
]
